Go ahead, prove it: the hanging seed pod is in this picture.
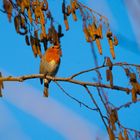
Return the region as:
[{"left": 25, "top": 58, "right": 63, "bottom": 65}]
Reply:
[
  {"left": 62, "top": 0, "right": 65, "bottom": 14},
  {"left": 16, "top": 0, "right": 21, "bottom": 6},
  {"left": 108, "top": 38, "right": 115, "bottom": 59},
  {"left": 71, "top": 1, "right": 77, "bottom": 21},
  {"left": 124, "top": 68, "right": 130, "bottom": 77},
  {"left": 83, "top": 25, "right": 91, "bottom": 42},
  {"left": 110, "top": 109, "right": 118, "bottom": 130},
  {"left": 106, "top": 69, "right": 113, "bottom": 86},
  {"left": 106, "top": 57, "right": 113, "bottom": 70},
  {"left": 124, "top": 129, "right": 129, "bottom": 140},
  {"left": 64, "top": 15, "right": 69, "bottom": 31},
  {"left": 110, "top": 70, "right": 113, "bottom": 86},
  {"left": 106, "top": 30, "right": 112, "bottom": 38},
  {"left": 71, "top": 11, "right": 77, "bottom": 21},
  {"left": 25, "top": 35, "right": 30, "bottom": 46},
  {"left": 91, "top": 22, "right": 98, "bottom": 36},
  {"left": 3, "top": 0, "right": 13, "bottom": 22},
  {"left": 129, "top": 73, "right": 136, "bottom": 82},
  {"left": 35, "top": 38, "right": 42, "bottom": 57},
  {"left": 43, "top": 39, "right": 48, "bottom": 51},
  {"left": 27, "top": 8, "right": 32, "bottom": 23},
  {"left": 97, "top": 24, "right": 103, "bottom": 39},
  {"left": 14, "top": 16, "right": 20, "bottom": 33},
  {"left": 30, "top": 36, "right": 37, "bottom": 57},
  {"left": 40, "top": 11, "right": 45, "bottom": 25},
  {"left": 74, "top": 1, "right": 79, "bottom": 9},
  {"left": 58, "top": 24, "right": 64, "bottom": 37},
  {"left": 132, "top": 88, "right": 137, "bottom": 102},
  {"left": 108, "top": 126, "right": 115, "bottom": 140},
  {"left": 67, "top": 5, "right": 71, "bottom": 16},
  {"left": 88, "top": 24, "right": 95, "bottom": 41},
  {"left": 113, "top": 36, "right": 118, "bottom": 46},
  {"left": 118, "top": 132, "right": 124, "bottom": 140},
  {"left": 95, "top": 38, "right": 102, "bottom": 55},
  {"left": 106, "top": 69, "right": 111, "bottom": 81}
]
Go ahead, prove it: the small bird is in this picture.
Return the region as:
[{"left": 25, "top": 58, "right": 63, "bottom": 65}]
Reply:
[{"left": 39, "top": 45, "right": 62, "bottom": 97}]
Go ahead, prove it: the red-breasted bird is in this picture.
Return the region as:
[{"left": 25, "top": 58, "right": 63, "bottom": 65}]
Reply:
[{"left": 40, "top": 45, "right": 62, "bottom": 97}]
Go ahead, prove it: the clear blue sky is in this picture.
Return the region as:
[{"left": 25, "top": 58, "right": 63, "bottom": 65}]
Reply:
[{"left": 0, "top": 0, "right": 140, "bottom": 140}]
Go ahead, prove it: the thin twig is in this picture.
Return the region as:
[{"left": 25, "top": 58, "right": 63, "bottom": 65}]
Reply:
[
  {"left": 116, "top": 98, "right": 140, "bottom": 111},
  {"left": 54, "top": 81, "right": 98, "bottom": 111},
  {"left": 84, "top": 85, "right": 108, "bottom": 131}
]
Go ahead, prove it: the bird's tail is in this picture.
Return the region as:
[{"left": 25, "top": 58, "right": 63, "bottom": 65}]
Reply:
[{"left": 44, "top": 79, "right": 49, "bottom": 97}]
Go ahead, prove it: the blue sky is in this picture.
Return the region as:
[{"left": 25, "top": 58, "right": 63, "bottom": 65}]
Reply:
[{"left": 0, "top": 0, "right": 140, "bottom": 140}]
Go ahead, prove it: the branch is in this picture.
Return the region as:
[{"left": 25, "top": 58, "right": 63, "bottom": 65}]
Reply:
[
  {"left": 54, "top": 81, "right": 98, "bottom": 111},
  {"left": 0, "top": 74, "right": 131, "bottom": 93}
]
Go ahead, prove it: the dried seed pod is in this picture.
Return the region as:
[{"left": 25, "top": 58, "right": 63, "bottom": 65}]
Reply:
[
  {"left": 113, "top": 36, "right": 118, "bottom": 46},
  {"left": 106, "top": 57, "right": 113, "bottom": 70},
  {"left": 97, "top": 24, "right": 103, "bottom": 39},
  {"left": 124, "top": 129, "right": 129, "bottom": 140},
  {"left": 106, "top": 69, "right": 113, "bottom": 86},
  {"left": 110, "top": 70, "right": 113, "bottom": 86},
  {"left": 91, "top": 22, "right": 98, "bottom": 36},
  {"left": 14, "top": 16, "right": 20, "bottom": 33},
  {"left": 67, "top": 5, "right": 71, "bottom": 16},
  {"left": 88, "top": 24, "right": 95, "bottom": 41},
  {"left": 27, "top": 8, "right": 32, "bottom": 23},
  {"left": 58, "top": 24, "right": 64, "bottom": 38},
  {"left": 108, "top": 126, "right": 115, "bottom": 140},
  {"left": 106, "top": 30, "right": 112, "bottom": 38},
  {"left": 71, "top": 1, "right": 77, "bottom": 21},
  {"left": 62, "top": 1, "right": 65, "bottom": 13},
  {"left": 43, "top": 39, "right": 48, "bottom": 51},
  {"left": 118, "top": 132, "right": 124, "bottom": 140},
  {"left": 95, "top": 38, "right": 102, "bottom": 55},
  {"left": 3, "top": 0, "right": 13, "bottom": 22},
  {"left": 110, "top": 109, "right": 118, "bottom": 130},
  {"left": 132, "top": 88, "right": 137, "bottom": 102},
  {"left": 129, "top": 73, "right": 136, "bottom": 82},
  {"left": 124, "top": 68, "right": 130, "bottom": 77},
  {"left": 106, "top": 69, "right": 111, "bottom": 81},
  {"left": 108, "top": 38, "right": 115, "bottom": 59},
  {"left": 64, "top": 15, "right": 69, "bottom": 31},
  {"left": 71, "top": 11, "right": 77, "bottom": 21},
  {"left": 83, "top": 25, "right": 91, "bottom": 42},
  {"left": 25, "top": 35, "right": 30, "bottom": 46}
]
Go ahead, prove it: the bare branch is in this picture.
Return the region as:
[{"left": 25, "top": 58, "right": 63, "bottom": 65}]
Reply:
[{"left": 0, "top": 74, "right": 131, "bottom": 93}]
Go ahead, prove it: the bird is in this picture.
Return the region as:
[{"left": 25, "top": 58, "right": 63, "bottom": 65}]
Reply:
[{"left": 39, "top": 45, "right": 62, "bottom": 97}]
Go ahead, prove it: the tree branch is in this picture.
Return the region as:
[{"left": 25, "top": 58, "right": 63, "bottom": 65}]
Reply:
[{"left": 0, "top": 74, "right": 131, "bottom": 93}]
